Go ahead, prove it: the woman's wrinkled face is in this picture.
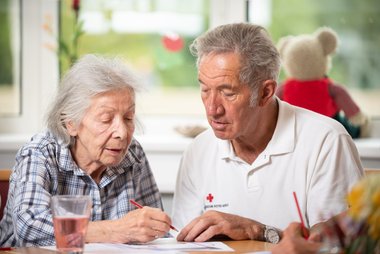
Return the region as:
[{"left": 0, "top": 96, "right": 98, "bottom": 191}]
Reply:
[{"left": 67, "top": 88, "right": 135, "bottom": 170}]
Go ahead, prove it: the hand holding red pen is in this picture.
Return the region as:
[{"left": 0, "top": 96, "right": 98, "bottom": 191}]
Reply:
[
  {"left": 272, "top": 222, "right": 322, "bottom": 254},
  {"left": 86, "top": 201, "right": 173, "bottom": 243},
  {"left": 129, "top": 199, "right": 179, "bottom": 232}
]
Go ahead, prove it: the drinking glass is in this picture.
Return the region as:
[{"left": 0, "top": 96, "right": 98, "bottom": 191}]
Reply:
[{"left": 51, "top": 195, "right": 92, "bottom": 254}]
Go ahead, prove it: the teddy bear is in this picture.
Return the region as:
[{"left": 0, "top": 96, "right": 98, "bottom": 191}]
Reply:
[{"left": 276, "top": 27, "right": 371, "bottom": 138}]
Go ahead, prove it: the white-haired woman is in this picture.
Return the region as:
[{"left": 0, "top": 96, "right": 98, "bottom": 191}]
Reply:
[{"left": 0, "top": 55, "right": 172, "bottom": 247}]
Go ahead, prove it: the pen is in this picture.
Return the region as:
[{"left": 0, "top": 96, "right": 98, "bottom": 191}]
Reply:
[
  {"left": 292, "top": 192, "right": 309, "bottom": 239},
  {"left": 129, "top": 199, "right": 179, "bottom": 232},
  {"left": 0, "top": 247, "right": 13, "bottom": 251}
]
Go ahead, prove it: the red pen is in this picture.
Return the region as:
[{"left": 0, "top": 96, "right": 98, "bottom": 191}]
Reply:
[
  {"left": 129, "top": 199, "right": 179, "bottom": 232},
  {"left": 0, "top": 247, "right": 13, "bottom": 251},
  {"left": 292, "top": 192, "right": 310, "bottom": 239}
]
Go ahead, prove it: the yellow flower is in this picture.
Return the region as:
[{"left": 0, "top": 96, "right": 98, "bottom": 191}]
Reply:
[
  {"left": 372, "top": 188, "right": 380, "bottom": 207},
  {"left": 368, "top": 209, "right": 380, "bottom": 239},
  {"left": 347, "top": 180, "right": 366, "bottom": 220},
  {"left": 347, "top": 175, "right": 380, "bottom": 241}
]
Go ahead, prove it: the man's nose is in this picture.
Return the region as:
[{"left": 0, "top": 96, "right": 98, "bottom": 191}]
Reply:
[{"left": 205, "top": 94, "right": 224, "bottom": 116}]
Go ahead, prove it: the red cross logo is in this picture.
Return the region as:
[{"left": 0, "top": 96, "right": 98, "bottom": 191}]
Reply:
[{"left": 206, "top": 193, "right": 214, "bottom": 203}]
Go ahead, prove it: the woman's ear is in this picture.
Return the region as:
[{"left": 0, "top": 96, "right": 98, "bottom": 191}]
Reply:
[
  {"left": 66, "top": 120, "right": 78, "bottom": 137},
  {"left": 259, "top": 80, "right": 277, "bottom": 106}
]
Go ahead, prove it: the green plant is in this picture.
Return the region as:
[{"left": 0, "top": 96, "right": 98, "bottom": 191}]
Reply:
[{"left": 43, "top": 0, "right": 84, "bottom": 75}]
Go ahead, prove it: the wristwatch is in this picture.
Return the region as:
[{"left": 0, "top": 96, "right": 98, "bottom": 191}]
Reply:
[{"left": 264, "top": 225, "right": 280, "bottom": 244}]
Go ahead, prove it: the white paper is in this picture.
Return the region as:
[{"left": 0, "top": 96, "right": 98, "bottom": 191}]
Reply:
[
  {"left": 42, "top": 238, "right": 234, "bottom": 253},
  {"left": 245, "top": 252, "right": 272, "bottom": 254}
]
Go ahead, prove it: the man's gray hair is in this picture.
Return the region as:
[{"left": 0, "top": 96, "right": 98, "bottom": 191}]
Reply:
[
  {"left": 190, "top": 23, "right": 280, "bottom": 105},
  {"left": 46, "top": 54, "right": 141, "bottom": 146}
]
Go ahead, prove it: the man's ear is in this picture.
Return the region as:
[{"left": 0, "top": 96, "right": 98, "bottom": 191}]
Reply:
[
  {"left": 258, "top": 80, "right": 277, "bottom": 106},
  {"left": 66, "top": 120, "right": 78, "bottom": 137}
]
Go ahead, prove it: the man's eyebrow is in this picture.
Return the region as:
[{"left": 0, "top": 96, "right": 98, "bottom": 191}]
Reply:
[
  {"left": 198, "top": 79, "right": 234, "bottom": 89},
  {"left": 218, "top": 84, "right": 234, "bottom": 89}
]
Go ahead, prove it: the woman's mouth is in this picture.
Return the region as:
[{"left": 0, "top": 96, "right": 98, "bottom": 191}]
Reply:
[{"left": 106, "top": 148, "right": 124, "bottom": 155}]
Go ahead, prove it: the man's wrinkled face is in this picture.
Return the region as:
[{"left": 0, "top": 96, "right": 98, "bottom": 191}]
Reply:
[{"left": 199, "top": 52, "right": 260, "bottom": 141}]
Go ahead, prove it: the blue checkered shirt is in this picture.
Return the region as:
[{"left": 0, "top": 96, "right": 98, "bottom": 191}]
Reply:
[{"left": 0, "top": 131, "right": 163, "bottom": 247}]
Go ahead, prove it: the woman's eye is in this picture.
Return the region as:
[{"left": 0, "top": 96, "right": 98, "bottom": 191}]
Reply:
[
  {"left": 124, "top": 115, "right": 134, "bottom": 122},
  {"left": 100, "top": 119, "right": 112, "bottom": 123}
]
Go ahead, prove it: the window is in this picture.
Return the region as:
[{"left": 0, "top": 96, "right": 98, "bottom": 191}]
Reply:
[
  {"left": 0, "top": 0, "right": 58, "bottom": 134},
  {"left": 0, "top": 0, "right": 21, "bottom": 116},
  {"left": 0, "top": 0, "right": 246, "bottom": 136},
  {"left": 248, "top": 0, "right": 380, "bottom": 117},
  {"left": 1, "top": 0, "right": 377, "bottom": 137},
  {"left": 59, "top": 0, "right": 209, "bottom": 117}
]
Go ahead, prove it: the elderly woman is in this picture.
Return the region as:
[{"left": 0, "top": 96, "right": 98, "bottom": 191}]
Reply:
[{"left": 0, "top": 55, "right": 172, "bottom": 247}]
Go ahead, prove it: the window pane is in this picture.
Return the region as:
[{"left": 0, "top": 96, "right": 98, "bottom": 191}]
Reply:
[
  {"left": 59, "top": 0, "right": 209, "bottom": 116},
  {"left": 248, "top": 0, "right": 380, "bottom": 117},
  {"left": 0, "top": 0, "right": 21, "bottom": 116}
]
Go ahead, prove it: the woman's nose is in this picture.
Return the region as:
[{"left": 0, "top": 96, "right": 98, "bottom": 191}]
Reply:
[{"left": 113, "top": 120, "right": 129, "bottom": 139}]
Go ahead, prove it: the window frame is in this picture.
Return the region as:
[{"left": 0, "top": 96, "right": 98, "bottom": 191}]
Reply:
[{"left": 0, "top": 0, "right": 59, "bottom": 134}]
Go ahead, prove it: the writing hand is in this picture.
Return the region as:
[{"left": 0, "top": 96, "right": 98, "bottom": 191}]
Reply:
[
  {"left": 272, "top": 222, "right": 321, "bottom": 254},
  {"left": 86, "top": 206, "right": 172, "bottom": 243}
]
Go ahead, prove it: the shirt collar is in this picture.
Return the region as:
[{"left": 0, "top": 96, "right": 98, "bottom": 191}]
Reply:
[
  {"left": 266, "top": 98, "right": 295, "bottom": 155},
  {"left": 217, "top": 98, "right": 295, "bottom": 160}
]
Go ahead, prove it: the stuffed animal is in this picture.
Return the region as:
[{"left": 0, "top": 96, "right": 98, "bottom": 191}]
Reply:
[{"left": 276, "top": 27, "right": 371, "bottom": 138}]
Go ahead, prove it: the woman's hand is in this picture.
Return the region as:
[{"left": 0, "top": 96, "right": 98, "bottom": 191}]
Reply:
[{"left": 86, "top": 206, "right": 172, "bottom": 243}]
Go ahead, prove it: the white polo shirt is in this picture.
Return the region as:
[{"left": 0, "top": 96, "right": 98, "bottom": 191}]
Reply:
[{"left": 172, "top": 100, "right": 363, "bottom": 230}]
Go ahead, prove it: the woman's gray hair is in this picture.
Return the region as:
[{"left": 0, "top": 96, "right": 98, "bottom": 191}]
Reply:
[
  {"left": 46, "top": 54, "right": 141, "bottom": 146},
  {"left": 190, "top": 23, "right": 280, "bottom": 105}
]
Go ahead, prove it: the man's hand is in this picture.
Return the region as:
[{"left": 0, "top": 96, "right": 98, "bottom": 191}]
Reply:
[{"left": 176, "top": 210, "right": 265, "bottom": 242}]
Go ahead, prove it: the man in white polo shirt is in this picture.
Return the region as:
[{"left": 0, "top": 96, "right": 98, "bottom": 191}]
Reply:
[{"left": 171, "top": 23, "right": 363, "bottom": 244}]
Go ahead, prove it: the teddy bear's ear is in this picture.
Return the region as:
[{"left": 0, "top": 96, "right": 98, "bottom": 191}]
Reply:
[
  {"left": 277, "top": 36, "right": 293, "bottom": 57},
  {"left": 315, "top": 27, "right": 338, "bottom": 56}
]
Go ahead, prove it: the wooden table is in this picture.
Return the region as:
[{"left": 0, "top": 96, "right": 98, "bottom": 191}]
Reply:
[{"left": 0, "top": 240, "right": 274, "bottom": 253}]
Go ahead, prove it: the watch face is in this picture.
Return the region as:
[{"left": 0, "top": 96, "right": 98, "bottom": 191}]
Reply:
[{"left": 265, "top": 226, "right": 280, "bottom": 244}]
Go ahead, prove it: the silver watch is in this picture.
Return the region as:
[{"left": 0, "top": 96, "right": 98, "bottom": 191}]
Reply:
[{"left": 264, "top": 225, "right": 280, "bottom": 244}]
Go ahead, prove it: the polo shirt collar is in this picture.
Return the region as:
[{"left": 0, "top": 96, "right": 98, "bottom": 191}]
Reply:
[
  {"left": 266, "top": 99, "right": 295, "bottom": 155},
  {"left": 218, "top": 98, "right": 295, "bottom": 160}
]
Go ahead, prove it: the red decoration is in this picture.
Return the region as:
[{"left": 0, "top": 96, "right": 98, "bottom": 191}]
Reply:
[
  {"left": 162, "top": 33, "right": 184, "bottom": 52},
  {"left": 206, "top": 193, "right": 214, "bottom": 203},
  {"left": 72, "top": 0, "right": 80, "bottom": 12}
]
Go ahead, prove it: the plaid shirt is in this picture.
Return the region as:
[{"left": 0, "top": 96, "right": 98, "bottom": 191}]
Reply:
[{"left": 0, "top": 131, "right": 162, "bottom": 247}]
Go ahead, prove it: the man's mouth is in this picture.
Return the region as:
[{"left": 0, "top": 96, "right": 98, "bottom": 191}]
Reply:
[{"left": 210, "top": 120, "right": 228, "bottom": 130}]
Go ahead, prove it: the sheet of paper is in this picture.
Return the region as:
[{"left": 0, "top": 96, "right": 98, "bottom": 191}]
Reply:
[
  {"left": 169, "top": 228, "right": 180, "bottom": 238},
  {"left": 245, "top": 252, "right": 272, "bottom": 254},
  {"left": 42, "top": 238, "right": 234, "bottom": 253}
]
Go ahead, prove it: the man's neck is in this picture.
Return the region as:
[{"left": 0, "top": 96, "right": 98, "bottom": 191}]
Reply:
[{"left": 231, "top": 99, "right": 279, "bottom": 164}]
